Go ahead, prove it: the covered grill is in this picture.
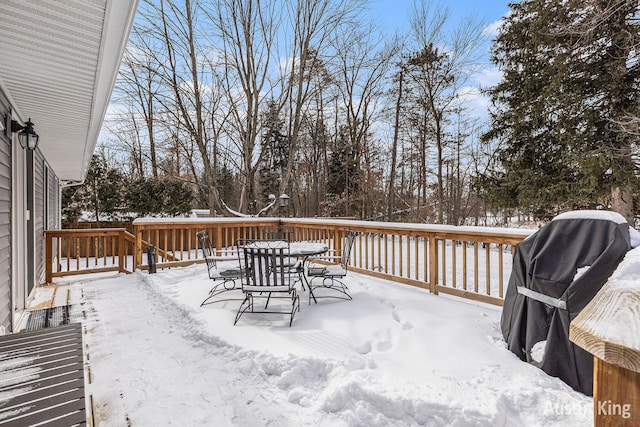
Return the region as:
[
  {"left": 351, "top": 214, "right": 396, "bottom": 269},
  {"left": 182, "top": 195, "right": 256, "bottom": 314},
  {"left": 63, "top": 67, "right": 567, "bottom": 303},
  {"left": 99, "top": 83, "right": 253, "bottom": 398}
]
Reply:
[{"left": 501, "top": 210, "right": 636, "bottom": 395}]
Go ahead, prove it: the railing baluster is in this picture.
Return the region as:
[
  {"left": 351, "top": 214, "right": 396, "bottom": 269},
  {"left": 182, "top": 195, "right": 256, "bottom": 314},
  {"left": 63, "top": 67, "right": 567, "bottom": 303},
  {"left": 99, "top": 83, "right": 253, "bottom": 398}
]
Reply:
[
  {"left": 414, "top": 236, "right": 419, "bottom": 280},
  {"left": 441, "top": 239, "right": 447, "bottom": 286},
  {"left": 486, "top": 243, "right": 491, "bottom": 296},
  {"left": 463, "top": 241, "right": 468, "bottom": 291},
  {"left": 473, "top": 242, "right": 479, "bottom": 293},
  {"left": 452, "top": 240, "right": 457, "bottom": 289},
  {"left": 398, "top": 235, "right": 403, "bottom": 277},
  {"left": 365, "top": 232, "right": 369, "bottom": 270},
  {"left": 423, "top": 237, "right": 427, "bottom": 283},
  {"left": 499, "top": 244, "right": 504, "bottom": 297}
]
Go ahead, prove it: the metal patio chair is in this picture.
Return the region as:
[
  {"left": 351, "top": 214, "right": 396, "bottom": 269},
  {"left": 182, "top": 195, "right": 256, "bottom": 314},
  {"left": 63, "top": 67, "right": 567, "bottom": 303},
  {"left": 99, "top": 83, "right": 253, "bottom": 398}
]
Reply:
[
  {"left": 234, "top": 240, "right": 300, "bottom": 327},
  {"left": 197, "top": 230, "right": 243, "bottom": 306},
  {"left": 306, "top": 230, "right": 357, "bottom": 303},
  {"left": 258, "top": 227, "right": 305, "bottom": 289}
]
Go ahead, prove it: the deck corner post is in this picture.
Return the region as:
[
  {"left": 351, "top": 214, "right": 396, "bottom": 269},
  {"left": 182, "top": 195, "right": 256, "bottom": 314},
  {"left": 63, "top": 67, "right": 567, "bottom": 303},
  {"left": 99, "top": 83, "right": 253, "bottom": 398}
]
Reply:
[{"left": 135, "top": 224, "right": 143, "bottom": 270}]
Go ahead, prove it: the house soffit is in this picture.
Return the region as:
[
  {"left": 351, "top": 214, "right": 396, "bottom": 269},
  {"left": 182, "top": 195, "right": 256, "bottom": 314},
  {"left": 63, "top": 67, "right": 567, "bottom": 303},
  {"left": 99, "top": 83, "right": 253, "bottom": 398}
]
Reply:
[{"left": 0, "top": 0, "right": 138, "bottom": 182}]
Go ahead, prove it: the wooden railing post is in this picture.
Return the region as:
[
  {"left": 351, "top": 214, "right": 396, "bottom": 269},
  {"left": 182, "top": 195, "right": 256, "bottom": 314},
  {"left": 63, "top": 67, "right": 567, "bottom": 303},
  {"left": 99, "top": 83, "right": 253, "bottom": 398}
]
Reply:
[
  {"left": 216, "top": 224, "right": 223, "bottom": 253},
  {"left": 45, "top": 231, "right": 53, "bottom": 284},
  {"left": 135, "top": 223, "right": 143, "bottom": 269},
  {"left": 334, "top": 228, "right": 343, "bottom": 264},
  {"left": 571, "top": 282, "right": 640, "bottom": 426},
  {"left": 118, "top": 230, "right": 125, "bottom": 274},
  {"left": 429, "top": 234, "right": 438, "bottom": 294}
]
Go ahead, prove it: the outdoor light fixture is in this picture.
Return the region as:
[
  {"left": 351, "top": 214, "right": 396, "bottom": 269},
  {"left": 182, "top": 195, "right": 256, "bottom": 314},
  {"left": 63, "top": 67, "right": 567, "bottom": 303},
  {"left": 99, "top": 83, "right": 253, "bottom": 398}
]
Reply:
[
  {"left": 279, "top": 194, "right": 290, "bottom": 208},
  {"left": 11, "top": 118, "right": 39, "bottom": 150}
]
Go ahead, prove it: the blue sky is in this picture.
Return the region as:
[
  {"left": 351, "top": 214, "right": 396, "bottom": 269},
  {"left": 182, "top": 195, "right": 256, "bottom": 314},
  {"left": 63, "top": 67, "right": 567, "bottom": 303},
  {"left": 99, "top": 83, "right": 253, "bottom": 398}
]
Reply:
[
  {"left": 370, "top": 0, "right": 510, "bottom": 34},
  {"left": 366, "top": 1, "right": 513, "bottom": 120}
]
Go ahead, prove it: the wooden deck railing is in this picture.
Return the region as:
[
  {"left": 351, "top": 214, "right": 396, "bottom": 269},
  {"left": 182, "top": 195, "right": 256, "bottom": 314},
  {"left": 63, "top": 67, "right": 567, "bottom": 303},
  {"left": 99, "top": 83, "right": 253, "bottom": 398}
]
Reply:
[
  {"left": 45, "top": 218, "right": 533, "bottom": 305},
  {"left": 45, "top": 228, "right": 136, "bottom": 283},
  {"left": 129, "top": 217, "right": 533, "bottom": 305}
]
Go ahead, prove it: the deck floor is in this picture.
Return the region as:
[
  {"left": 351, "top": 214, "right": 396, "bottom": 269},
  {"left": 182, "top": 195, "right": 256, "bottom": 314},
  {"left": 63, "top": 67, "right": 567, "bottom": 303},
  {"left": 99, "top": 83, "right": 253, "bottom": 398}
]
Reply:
[{"left": 0, "top": 323, "right": 87, "bottom": 426}]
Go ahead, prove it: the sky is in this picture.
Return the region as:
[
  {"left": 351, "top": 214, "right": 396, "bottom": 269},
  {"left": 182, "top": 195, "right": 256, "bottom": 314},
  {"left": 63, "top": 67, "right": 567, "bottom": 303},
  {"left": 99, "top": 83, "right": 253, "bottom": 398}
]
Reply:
[
  {"left": 372, "top": 0, "right": 510, "bottom": 36},
  {"left": 367, "top": 0, "right": 513, "bottom": 121},
  {"left": 106, "top": 0, "right": 513, "bottom": 133}
]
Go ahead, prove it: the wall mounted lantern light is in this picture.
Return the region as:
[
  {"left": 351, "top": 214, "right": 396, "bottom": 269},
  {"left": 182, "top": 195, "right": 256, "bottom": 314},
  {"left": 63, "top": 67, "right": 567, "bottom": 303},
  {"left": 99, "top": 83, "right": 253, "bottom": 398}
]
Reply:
[{"left": 11, "top": 118, "right": 39, "bottom": 150}]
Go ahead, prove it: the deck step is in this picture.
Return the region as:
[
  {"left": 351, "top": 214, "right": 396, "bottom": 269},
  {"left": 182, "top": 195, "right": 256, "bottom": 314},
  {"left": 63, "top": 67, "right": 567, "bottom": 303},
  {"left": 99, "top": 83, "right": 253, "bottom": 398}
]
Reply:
[{"left": 26, "top": 305, "right": 82, "bottom": 331}]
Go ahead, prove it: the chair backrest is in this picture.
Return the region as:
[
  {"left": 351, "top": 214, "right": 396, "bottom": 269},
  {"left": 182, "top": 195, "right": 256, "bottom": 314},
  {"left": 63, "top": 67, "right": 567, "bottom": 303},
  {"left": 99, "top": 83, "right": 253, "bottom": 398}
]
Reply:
[
  {"left": 197, "top": 230, "right": 217, "bottom": 272},
  {"left": 262, "top": 226, "right": 295, "bottom": 242},
  {"left": 238, "top": 242, "right": 293, "bottom": 291},
  {"left": 197, "top": 230, "right": 213, "bottom": 258},
  {"left": 341, "top": 231, "right": 357, "bottom": 270}
]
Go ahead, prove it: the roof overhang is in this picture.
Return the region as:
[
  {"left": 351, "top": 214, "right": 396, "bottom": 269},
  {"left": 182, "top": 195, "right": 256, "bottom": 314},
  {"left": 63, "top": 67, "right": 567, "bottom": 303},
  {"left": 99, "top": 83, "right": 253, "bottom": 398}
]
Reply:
[{"left": 0, "top": 0, "right": 139, "bottom": 183}]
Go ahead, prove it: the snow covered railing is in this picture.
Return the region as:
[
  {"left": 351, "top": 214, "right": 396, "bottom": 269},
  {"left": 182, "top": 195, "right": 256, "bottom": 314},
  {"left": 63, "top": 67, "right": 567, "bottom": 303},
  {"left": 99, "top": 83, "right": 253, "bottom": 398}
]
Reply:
[
  {"left": 131, "top": 217, "right": 534, "bottom": 305},
  {"left": 45, "top": 228, "right": 137, "bottom": 283}
]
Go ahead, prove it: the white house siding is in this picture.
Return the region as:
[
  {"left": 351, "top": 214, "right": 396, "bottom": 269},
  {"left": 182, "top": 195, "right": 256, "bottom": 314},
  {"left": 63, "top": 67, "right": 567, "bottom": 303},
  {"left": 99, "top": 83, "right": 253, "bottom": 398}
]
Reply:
[{"left": 0, "top": 96, "right": 12, "bottom": 332}]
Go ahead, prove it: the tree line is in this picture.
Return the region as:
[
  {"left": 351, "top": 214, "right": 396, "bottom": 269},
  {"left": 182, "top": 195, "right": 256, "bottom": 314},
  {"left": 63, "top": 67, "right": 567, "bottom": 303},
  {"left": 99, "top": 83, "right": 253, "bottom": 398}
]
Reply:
[
  {"left": 63, "top": 153, "right": 193, "bottom": 226},
  {"left": 86, "top": 0, "right": 639, "bottom": 227}
]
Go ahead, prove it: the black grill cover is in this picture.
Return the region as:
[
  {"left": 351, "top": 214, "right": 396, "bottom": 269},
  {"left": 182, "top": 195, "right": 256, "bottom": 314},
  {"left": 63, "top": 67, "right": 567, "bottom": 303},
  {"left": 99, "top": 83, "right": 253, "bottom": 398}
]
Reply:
[{"left": 501, "top": 211, "right": 632, "bottom": 395}]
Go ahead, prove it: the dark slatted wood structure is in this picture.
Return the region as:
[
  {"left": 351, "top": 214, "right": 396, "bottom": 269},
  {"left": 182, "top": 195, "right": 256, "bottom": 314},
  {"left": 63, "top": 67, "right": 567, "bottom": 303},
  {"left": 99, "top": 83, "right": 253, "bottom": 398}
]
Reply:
[
  {"left": 26, "top": 306, "right": 75, "bottom": 332},
  {"left": 0, "top": 323, "right": 87, "bottom": 426}
]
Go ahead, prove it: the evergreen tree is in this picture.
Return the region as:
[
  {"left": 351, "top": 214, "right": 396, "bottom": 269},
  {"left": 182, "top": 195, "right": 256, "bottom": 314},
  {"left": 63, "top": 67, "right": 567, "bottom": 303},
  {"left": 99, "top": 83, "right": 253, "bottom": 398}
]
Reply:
[
  {"left": 216, "top": 165, "right": 236, "bottom": 214},
  {"left": 159, "top": 179, "right": 194, "bottom": 216},
  {"left": 257, "top": 101, "right": 289, "bottom": 201},
  {"left": 124, "top": 178, "right": 162, "bottom": 217},
  {"left": 326, "top": 129, "right": 360, "bottom": 216},
  {"left": 124, "top": 177, "right": 193, "bottom": 217},
  {"left": 480, "top": 0, "right": 640, "bottom": 221},
  {"left": 62, "top": 154, "right": 124, "bottom": 225}
]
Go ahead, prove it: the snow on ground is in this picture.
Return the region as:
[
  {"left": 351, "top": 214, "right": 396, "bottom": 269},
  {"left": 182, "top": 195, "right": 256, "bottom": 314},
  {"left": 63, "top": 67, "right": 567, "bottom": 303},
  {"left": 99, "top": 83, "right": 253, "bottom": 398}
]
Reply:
[{"left": 44, "top": 264, "right": 595, "bottom": 427}]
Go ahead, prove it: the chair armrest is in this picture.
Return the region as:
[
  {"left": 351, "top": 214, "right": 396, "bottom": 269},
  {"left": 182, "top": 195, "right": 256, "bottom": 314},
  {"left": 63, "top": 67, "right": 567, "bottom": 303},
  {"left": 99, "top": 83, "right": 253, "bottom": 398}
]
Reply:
[
  {"left": 309, "top": 248, "right": 341, "bottom": 261},
  {"left": 309, "top": 255, "right": 341, "bottom": 262}
]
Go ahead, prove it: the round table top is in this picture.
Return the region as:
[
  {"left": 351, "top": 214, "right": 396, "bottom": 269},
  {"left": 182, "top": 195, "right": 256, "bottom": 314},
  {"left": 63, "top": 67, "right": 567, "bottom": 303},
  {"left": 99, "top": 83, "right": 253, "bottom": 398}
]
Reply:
[
  {"left": 289, "top": 242, "right": 329, "bottom": 256},
  {"left": 245, "top": 240, "right": 328, "bottom": 256}
]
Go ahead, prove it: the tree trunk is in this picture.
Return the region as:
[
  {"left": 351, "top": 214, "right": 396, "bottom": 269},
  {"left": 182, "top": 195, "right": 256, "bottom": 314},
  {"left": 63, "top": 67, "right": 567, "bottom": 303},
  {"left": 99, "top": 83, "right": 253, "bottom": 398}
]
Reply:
[
  {"left": 387, "top": 69, "right": 402, "bottom": 221},
  {"left": 611, "top": 186, "right": 634, "bottom": 226}
]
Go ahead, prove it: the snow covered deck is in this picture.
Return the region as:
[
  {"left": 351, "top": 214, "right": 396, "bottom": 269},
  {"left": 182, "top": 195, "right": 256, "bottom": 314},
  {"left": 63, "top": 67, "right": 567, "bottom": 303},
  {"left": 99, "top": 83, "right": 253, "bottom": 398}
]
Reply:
[{"left": 32, "top": 266, "right": 592, "bottom": 426}]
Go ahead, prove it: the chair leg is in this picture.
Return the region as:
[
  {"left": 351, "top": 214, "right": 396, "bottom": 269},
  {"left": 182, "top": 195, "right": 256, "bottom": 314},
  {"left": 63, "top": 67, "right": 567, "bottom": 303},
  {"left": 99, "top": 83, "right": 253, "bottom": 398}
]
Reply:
[
  {"left": 201, "top": 279, "right": 242, "bottom": 306},
  {"left": 265, "top": 292, "right": 272, "bottom": 309},
  {"left": 295, "top": 267, "right": 307, "bottom": 291},
  {"left": 289, "top": 292, "right": 300, "bottom": 327},
  {"left": 309, "top": 276, "right": 352, "bottom": 301},
  {"left": 234, "top": 293, "right": 252, "bottom": 325}
]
